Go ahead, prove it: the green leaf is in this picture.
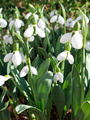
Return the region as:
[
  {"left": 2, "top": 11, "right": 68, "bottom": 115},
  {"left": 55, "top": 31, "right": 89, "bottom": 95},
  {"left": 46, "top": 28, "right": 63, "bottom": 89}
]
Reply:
[
  {"left": 34, "top": 58, "right": 50, "bottom": 83},
  {"left": 15, "top": 104, "right": 46, "bottom": 120},
  {"left": 63, "top": 72, "right": 72, "bottom": 118},
  {"left": 10, "top": 65, "right": 34, "bottom": 104},
  {"left": 14, "top": 32, "right": 24, "bottom": 43},
  {"left": 0, "top": 108, "right": 11, "bottom": 120},
  {"left": 0, "top": 101, "right": 9, "bottom": 111},
  {"left": 52, "top": 84, "right": 65, "bottom": 120},
  {"left": 72, "top": 65, "right": 81, "bottom": 119},
  {"left": 38, "top": 47, "right": 49, "bottom": 59}
]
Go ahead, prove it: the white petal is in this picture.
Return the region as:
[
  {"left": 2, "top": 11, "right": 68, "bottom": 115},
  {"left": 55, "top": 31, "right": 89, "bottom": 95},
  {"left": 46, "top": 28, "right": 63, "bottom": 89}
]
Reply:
[
  {"left": 12, "top": 51, "right": 22, "bottom": 66},
  {"left": 70, "top": 21, "right": 75, "bottom": 28},
  {"left": 9, "top": 20, "right": 14, "bottom": 30},
  {"left": 53, "top": 72, "right": 63, "bottom": 83},
  {"left": 57, "top": 15, "right": 64, "bottom": 25},
  {"left": 50, "top": 15, "right": 57, "bottom": 23},
  {"left": 8, "top": 36, "right": 13, "bottom": 44},
  {"left": 84, "top": 14, "right": 89, "bottom": 24},
  {"left": 66, "top": 18, "right": 73, "bottom": 27},
  {"left": 25, "top": 12, "right": 32, "bottom": 19},
  {"left": 50, "top": 11, "right": 54, "bottom": 17},
  {"left": 34, "top": 14, "right": 38, "bottom": 20},
  {"left": 24, "top": 26, "right": 34, "bottom": 37},
  {"left": 20, "top": 66, "right": 29, "bottom": 77},
  {"left": 20, "top": 53, "right": 26, "bottom": 62},
  {"left": 3, "top": 53, "right": 13, "bottom": 62},
  {"left": 3, "top": 35, "right": 9, "bottom": 44},
  {"left": 71, "top": 31, "right": 83, "bottom": 49},
  {"left": 37, "top": 27, "right": 45, "bottom": 38},
  {"left": 75, "top": 16, "right": 82, "bottom": 23},
  {"left": 85, "top": 41, "right": 90, "bottom": 51},
  {"left": 15, "top": 19, "right": 21, "bottom": 29},
  {"left": 8, "top": 17, "right": 12, "bottom": 23},
  {"left": 0, "top": 18, "right": 7, "bottom": 28},
  {"left": 28, "top": 36, "right": 34, "bottom": 42},
  {"left": 31, "top": 66, "right": 37, "bottom": 75},
  {"left": 38, "top": 19, "right": 45, "bottom": 29},
  {"left": 67, "top": 53, "right": 74, "bottom": 64},
  {"left": 57, "top": 51, "right": 67, "bottom": 61},
  {"left": 60, "top": 33, "right": 72, "bottom": 43},
  {"left": 0, "top": 75, "right": 6, "bottom": 86}
]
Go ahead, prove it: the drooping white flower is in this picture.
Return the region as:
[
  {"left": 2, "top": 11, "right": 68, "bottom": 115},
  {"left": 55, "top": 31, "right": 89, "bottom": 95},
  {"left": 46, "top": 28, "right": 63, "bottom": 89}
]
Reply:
[
  {"left": 37, "top": 19, "right": 45, "bottom": 29},
  {"left": 3, "top": 35, "right": 13, "bottom": 45},
  {"left": 50, "top": 10, "right": 57, "bottom": 17},
  {"left": 50, "top": 15, "right": 57, "bottom": 23},
  {"left": 9, "top": 19, "right": 24, "bottom": 30},
  {"left": 57, "top": 51, "right": 74, "bottom": 64},
  {"left": 66, "top": 18, "right": 73, "bottom": 27},
  {"left": 85, "top": 41, "right": 90, "bottom": 51},
  {"left": 3, "top": 51, "right": 25, "bottom": 66},
  {"left": 57, "top": 15, "right": 64, "bottom": 25},
  {"left": 25, "top": 12, "right": 38, "bottom": 20},
  {"left": 24, "top": 24, "right": 45, "bottom": 39},
  {"left": 20, "top": 65, "right": 37, "bottom": 77},
  {"left": 60, "top": 31, "right": 83, "bottom": 49},
  {"left": 0, "top": 75, "right": 10, "bottom": 86},
  {"left": 0, "top": 18, "right": 7, "bottom": 28},
  {"left": 53, "top": 72, "right": 63, "bottom": 83},
  {"left": 28, "top": 36, "right": 34, "bottom": 42}
]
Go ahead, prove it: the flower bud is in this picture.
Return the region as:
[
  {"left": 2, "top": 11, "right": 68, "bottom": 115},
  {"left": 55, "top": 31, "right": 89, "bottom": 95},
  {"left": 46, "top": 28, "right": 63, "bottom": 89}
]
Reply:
[
  {"left": 73, "top": 22, "right": 80, "bottom": 31},
  {"left": 13, "top": 43, "right": 19, "bottom": 51},
  {"left": 31, "top": 16, "right": 37, "bottom": 25},
  {"left": 56, "top": 66, "right": 60, "bottom": 72},
  {"left": 65, "top": 42, "right": 71, "bottom": 51}
]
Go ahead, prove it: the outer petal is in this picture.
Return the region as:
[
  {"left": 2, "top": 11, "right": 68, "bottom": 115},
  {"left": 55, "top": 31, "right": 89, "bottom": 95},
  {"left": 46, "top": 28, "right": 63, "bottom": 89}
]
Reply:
[
  {"left": 53, "top": 72, "right": 63, "bottom": 83},
  {"left": 0, "top": 18, "right": 7, "bottom": 28},
  {"left": 75, "top": 16, "right": 82, "bottom": 23},
  {"left": 57, "top": 15, "right": 64, "bottom": 25},
  {"left": 37, "top": 19, "right": 45, "bottom": 29},
  {"left": 57, "top": 51, "right": 67, "bottom": 61},
  {"left": 31, "top": 66, "right": 37, "bottom": 75},
  {"left": 71, "top": 31, "right": 83, "bottom": 49},
  {"left": 24, "top": 26, "right": 34, "bottom": 37},
  {"left": 20, "top": 65, "right": 29, "bottom": 77},
  {"left": 9, "top": 20, "right": 14, "bottom": 30},
  {"left": 37, "top": 27, "right": 45, "bottom": 38},
  {"left": 8, "top": 36, "right": 13, "bottom": 44},
  {"left": 20, "top": 53, "right": 26, "bottom": 62},
  {"left": 67, "top": 53, "right": 74, "bottom": 64},
  {"left": 15, "top": 19, "right": 21, "bottom": 29},
  {"left": 3, "top": 35, "right": 9, "bottom": 44},
  {"left": 25, "top": 12, "right": 32, "bottom": 19},
  {"left": 3, "top": 53, "right": 13, "bottom": 62},
  {"left": 28, "top": 36, "right": 34, "bottom": 42},
  {"left": 70, "top": 21, "right": 75, "bottom": 28},
  {"left": 0, "top": 75, "right": 6, "bottom": 86},
  {"left": 50, "top": 15, "right": 57, "bottom": 23},
  {"left": 85, "top": 41, "right": 90, "bottom": 51},
  {"left": 66, "top": 18, "right": 73, "bottom": 27},
  {"left": 60, "top": 32, "right": 72, "bottom": 43},
  {"left": 12, "top": 51, "right": 22, "bottom": 66}
]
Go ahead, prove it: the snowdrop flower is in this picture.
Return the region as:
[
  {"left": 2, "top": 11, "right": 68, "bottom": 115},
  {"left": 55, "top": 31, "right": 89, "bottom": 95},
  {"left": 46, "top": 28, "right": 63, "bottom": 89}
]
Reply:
[
  {"left": 50, "top": 14, "right": 64, "bottom": 25},
  {"left": 57, "top": 51, "right": 74, "bottom": 64},
  {"left": 20, "top": 65, "right": 37, "bottom": 77},
  {"left": 24, "top": 24, "right": 45, "bottom": 39},
  {"left": 53, "top": 72, "right": 63, "bottom": 83},
  {"left": 25, "top": 12, "right": 38, "bottom": 20},
  {"left": 0, "top": 75, "right": 11, "bottom": 86},
  {"left": 66, "top": 18, "right": 73, "bottom": 27},
  {"left": 3, "top": 51, "right": 25, "bottom": 66},
  {"left": 0, "top": 8, "right": 7, "bottom": 28},
  {"left": 50, "top": 10, "right": 57, "bottom": 17},
  {"left": 3, "top": 35, "right": 13, "bottom": 45},
  {"left": 9, "top": 19, "right": 24, "bottom": 30},
  {"left": 60, "top": 31, "right": 83, "bottom": 49},
  {"left": 85, "top": 41, "right": 90, "bottom": 51}
]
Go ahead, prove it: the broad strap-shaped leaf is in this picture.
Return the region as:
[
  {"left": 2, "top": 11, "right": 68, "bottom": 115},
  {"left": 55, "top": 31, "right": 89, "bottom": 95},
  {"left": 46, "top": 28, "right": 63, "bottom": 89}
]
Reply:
[
  {"left": 10, "top": 65, "right": 34, "bottom": 104},
  {"left": 0, "top": 108, "right": 11, "bottom": 120},
  {"left": 63, "top": 72, "right": 72, "bottom": 118},
  {"left": 52, "top": 84, "right": 65, "bottom": 120},
  {"left": 34, "top": 58, "right": 50, "bottom": 84},
  {"left": 72, "top": 65, "right": 81, "bottom": 119},
  {"left": 15, "top": 104, "right": 46, "bottom": 120}
]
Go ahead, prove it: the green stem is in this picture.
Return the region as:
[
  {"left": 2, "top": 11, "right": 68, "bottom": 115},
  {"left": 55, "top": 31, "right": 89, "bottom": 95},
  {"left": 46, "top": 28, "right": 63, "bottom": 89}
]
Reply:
[
  {"left": 0, "top": 29, "right": 7, "bottom": 55},
  {"left": 81, "top": 47, "right": 85, "bottom": 104}
]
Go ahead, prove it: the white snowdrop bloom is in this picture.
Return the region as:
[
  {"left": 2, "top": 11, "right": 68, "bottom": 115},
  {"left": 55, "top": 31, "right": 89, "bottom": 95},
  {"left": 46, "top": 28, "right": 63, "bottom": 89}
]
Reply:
[
  {"left": 9, "top": 19, "right": 24, "bottom": 30},
  {"left": 50, "top": 10, "right": 57, "bottom": 17},
  {"left": 8, "top": 17, "right": 13, "bottom": 23},
  {"left": 0, "top": 75, "right": 10, "bottom": 86},
  {"left": 53, "top": 72, "right": 63, "bottom": 83},
  {"left": 3, "top": 51, "right": 25, "bottom": 66},
  {"left": 28, "top": 36, "right": 34, "bottom": 42},
  {"left": 25, "top": 12, "right": 38, "bottom": 20},
  {"left": 0, "top": 18, "right": 7, "bottom": 28},
  {"left": 3, "top": 35, "right": 13, "bottom": 45},
  {"left": 57, "top": 15, "right": 64, "bottom": 25},
  {"left": 60, "top": 31, "right": 83, "bottom": 49},
  {"left": 50, "top": 15, "right": 57, "bottom": 23},
  {"left": 24, "top": 25, "right": 45, "bottom": 38},
  {"left": 66, "top": 18, "right": 73, "bottom": 27},
  {"left": 70, "top": 20, "right": 76, "bottom": 28},
  {"left": 75, "top": 16, "right": 82, "bottom": 23},
  {"left": 57, "top": 51, "right": 74, "bottom": 64},
  {"left": 20, "top": 65, "right": 37, "bottom": 77},
  {"left": 85, "top": 41, "right": 90, "bottom": 51},
  {"left": 37, "top": 19, "right": 45, "bottom": 29}
]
